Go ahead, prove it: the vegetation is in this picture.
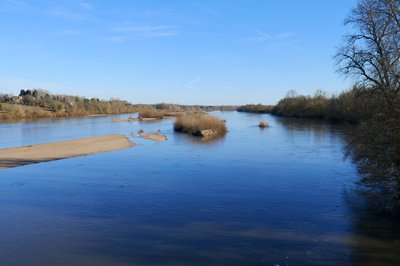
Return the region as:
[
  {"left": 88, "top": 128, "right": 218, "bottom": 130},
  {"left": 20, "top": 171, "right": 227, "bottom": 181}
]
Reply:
[
  {"left": 271, "top": 89, "right": 367, "bottom": 123},
  {"left": 267, "top": 0, "right": 400, "bottom": 211},
  {"left": 138, "top": 108, "right": 166, "bottom": 119},
  {"left": 259, "top": 121, "right": 269, "bottom": 128},
  {"left": 174, "top": 113, "right": 227, "bottom": 136},
  {"left": 337, "top": 0, "right": 400, "bottom": 212},
  {"left": 237, "top": 104, "right": 273, "bottom": 113},
  {"left": 0, "top": 89, "right": 137, "bottom": 120},
  {"left": 154, "top": 103, "right": 238, "bottom": 112}
]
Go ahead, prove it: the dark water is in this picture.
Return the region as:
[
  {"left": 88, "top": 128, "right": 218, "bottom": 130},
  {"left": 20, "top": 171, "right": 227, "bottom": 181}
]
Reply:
[{"left": 0, "top": 112, "right": 399, "bottom": 265}]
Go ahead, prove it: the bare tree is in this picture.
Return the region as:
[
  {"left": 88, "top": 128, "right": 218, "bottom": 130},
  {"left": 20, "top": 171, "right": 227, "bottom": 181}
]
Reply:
[{"left": 336, "top": 0, "right": 400, "bottom": 99}]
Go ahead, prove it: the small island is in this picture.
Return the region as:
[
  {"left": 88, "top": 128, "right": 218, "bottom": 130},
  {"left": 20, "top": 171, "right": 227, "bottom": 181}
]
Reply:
[{"left": 173, "top": 112, "right": 227, "bottom": 138}]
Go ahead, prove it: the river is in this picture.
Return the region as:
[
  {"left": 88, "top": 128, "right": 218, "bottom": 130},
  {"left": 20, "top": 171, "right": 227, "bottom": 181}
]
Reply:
[{"left": 0, "top": 111, "right": 399, "bottom": 265}]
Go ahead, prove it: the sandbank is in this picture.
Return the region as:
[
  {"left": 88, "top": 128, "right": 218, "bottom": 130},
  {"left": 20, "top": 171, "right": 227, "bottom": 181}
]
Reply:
[{"left": 0, "top": 134, "right": 133, "bottom": 169}]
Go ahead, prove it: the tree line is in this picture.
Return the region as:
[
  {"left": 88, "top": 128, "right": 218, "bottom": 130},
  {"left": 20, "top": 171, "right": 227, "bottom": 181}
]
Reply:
[{"left": 0, "top": 89, "right": 137, "bottom": 119}]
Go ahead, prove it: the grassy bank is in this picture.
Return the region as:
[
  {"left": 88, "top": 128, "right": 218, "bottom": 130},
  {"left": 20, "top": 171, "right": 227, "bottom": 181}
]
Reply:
[{"left": 174, "top": 113, "right": 227, "bottom": 137}]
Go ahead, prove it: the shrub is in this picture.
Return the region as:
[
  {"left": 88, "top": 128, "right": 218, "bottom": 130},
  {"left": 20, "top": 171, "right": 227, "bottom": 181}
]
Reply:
[
  {"left": 259, "top": 121, "right": 269, "bottom": 128},
  {"left": 138, "top": 108, "right": 166, "bottom": 119},
  {"left": 174, "top": 113, "right": 227, "bottom": 136}
]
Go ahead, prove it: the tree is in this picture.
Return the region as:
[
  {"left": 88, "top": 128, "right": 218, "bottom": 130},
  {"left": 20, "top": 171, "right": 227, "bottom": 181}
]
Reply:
[
  {"left": 336, "top": 0, "right": 400, "bottom": 100},
  {"left": 337, "top": 0, "right": 400, "bottom": 211}
]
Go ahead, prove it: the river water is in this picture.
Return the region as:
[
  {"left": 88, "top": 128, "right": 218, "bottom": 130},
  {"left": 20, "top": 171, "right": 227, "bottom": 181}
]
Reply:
[{"left": 0, "top": 112, "right": 399, "bottom": 265}]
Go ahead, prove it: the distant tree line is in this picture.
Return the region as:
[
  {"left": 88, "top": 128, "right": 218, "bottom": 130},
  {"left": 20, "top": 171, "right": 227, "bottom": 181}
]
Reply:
[
  {"left": 0, "top": 89, "right": 137, "bottom": 119},
  {"left": 237, "top": 104, "right": 274, "bottom": 113}
]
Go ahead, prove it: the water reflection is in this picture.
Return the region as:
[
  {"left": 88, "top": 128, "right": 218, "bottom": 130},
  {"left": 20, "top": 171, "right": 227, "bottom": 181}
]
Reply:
[
  {"left": 344, "top": 189, "right": 400, "bottom": 265},
  {"left": 0, "top": 112, "right": 399, "bottom": 265},
  {"left": 173, "top": 132, "right": 226, "bottom": 146}
]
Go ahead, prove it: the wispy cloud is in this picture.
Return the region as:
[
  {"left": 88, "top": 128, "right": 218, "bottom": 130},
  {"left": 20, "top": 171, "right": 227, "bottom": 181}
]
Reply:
[
  {"left": 278, "top": 32, "right": 297, "bottom": 39},
  {"left": 57, "top": 29, "right": 81, "bottom": 36},
  {"left": 3, "top": 0, "right": 24, "bottom": 5},
  {"left": 105, "top": 36, "right": 124, "bottom": 43},
  {"left": 0, "top": 0, "right": 30, "bottom": 12},
  {"left": 49, "top": 7, "right": 88, "bottom": 21},
  {"left": 251, "top": 29, "right": 272, "bottom": 41},
  {"left": 243, "top": 29, "right": 297, "bottom": 45},
  {"left": 188, "top": 1, "right": 218, "bottom": 16},
  {"left": 113, "top": 24, "right": 179, "bottom": 39},
  {"left": 187, "top": 76, "right": 201, "bottom": 86},
  {"left": 79, "top": 2, "right": 93, "bottom": 11}
]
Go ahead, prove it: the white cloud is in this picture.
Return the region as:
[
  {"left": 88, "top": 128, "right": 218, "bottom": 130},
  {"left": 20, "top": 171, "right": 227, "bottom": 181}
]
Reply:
[
  {"left": 113, "top": 24, "right": 179, "bottom": 39},
  {"left": 187, "top": 76, "right": 201, "bottom": 86},
  {"left": 253, "top": 29, "right": 272, "bottom": 40},
  {"left": 278, "top": 32, "right": 296, "bottom": 39},
  {"left": 188, "top": 1, "right": 218, "bottom": 16},
  {"left": 79, "top": 2, "right": 93, "bottom": 10},
  {"left": 243, "top": 29, "right": 297, "bottom": 45},
  {"left": 105, "top": 36, "right": 124, "bottom": 43},
  {"left": 49, "top": 7, "right": 88, "bottom": 21}
]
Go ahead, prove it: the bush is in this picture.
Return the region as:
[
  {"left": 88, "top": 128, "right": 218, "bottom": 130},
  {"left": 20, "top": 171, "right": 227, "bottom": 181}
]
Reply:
[
  {"left": 259, "top": 121, "right": 269, "bottom": 128},
  {"left": 174, "top": 113, "right": 227, "bottom": 136},
  {"left": 138, "top": 108, "right": 166, "bottom": 119}
]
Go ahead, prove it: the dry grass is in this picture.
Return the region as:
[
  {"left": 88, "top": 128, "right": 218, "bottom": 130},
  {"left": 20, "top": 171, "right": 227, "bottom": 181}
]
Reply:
[
  {"left": 174, "top": 113, "right": 227, "bottom": 136},
  {"left": 0, "top": 103, "right": 55, "bottom": 120},
  {"left": 259, "top": 121, "right": 269, "bottom": 128},
  {"left": 138, "top": 108, "right": 166, "bottom": 119}
]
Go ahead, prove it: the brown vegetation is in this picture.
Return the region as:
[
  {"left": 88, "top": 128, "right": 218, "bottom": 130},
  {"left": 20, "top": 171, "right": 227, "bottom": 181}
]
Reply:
[
  {"left": 138, "top": 108, "right": 166, "bottom": 120},
  {"left": 259, "top": 121, "right": 269, "bottom": 128},
  {"left": 270, "top": 89, "right": 370, "bottom": 123},
  {"left": 237, "top": 104, "right": 273, "bottom": 113},
  {"left": 0, "top": 89, "right": 137, "bottom": 120},
  {"left": 174, "top": 113, "right": 227, "bottom": 137}
]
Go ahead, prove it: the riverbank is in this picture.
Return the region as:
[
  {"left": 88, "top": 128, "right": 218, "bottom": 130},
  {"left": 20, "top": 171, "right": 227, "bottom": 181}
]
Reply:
[{"left": 0, "top": 135, "right": 133, "bottom": 169}]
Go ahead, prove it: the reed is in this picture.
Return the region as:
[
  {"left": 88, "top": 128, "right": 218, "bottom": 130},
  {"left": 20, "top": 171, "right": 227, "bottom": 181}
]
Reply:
[
  {"left": 138, "top": 108, "right": 166, "bottom": 119},
  {"left": 174, "top": 113, "right": 227, "bottom": 136}
]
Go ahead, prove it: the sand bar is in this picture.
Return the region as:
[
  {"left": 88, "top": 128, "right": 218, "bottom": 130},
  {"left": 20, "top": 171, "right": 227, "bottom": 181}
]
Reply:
[
  {"left": 138, "top": 132, "right": 168, "bottom": 141},
  {"left": 0, "top": 134, "right": 133, "bottom": 169}
]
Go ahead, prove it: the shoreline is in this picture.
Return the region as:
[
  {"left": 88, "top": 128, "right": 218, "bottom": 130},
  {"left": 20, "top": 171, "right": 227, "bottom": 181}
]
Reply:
[{"left": 0, "top": 135, "right": 134, "bottom": 169}]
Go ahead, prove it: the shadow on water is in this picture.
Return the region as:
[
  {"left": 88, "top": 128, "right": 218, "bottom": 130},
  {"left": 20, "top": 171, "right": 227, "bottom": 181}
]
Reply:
[
  {"left": 277, "top": 115, "right": 400, "bottom": 265},
  {"left": 344, "top": 189, "right": 400, "bottom": 265}
]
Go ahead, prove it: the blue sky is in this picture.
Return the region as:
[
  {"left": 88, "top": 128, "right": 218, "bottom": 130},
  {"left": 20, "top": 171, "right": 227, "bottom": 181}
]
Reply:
[{"left": 0, "top": 0, "right": 358, "bottom": 105}]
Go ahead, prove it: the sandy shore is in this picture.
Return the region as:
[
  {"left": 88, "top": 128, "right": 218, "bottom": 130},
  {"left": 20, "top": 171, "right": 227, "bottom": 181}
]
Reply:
[{"left": 0, "top": 135, "right": 133, "bottom": 169}]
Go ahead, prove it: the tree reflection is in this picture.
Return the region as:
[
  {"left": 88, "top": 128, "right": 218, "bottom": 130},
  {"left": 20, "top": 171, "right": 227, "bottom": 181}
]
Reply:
[{"left": 344, "top": 103, "right": 400, "bottom": 213}]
